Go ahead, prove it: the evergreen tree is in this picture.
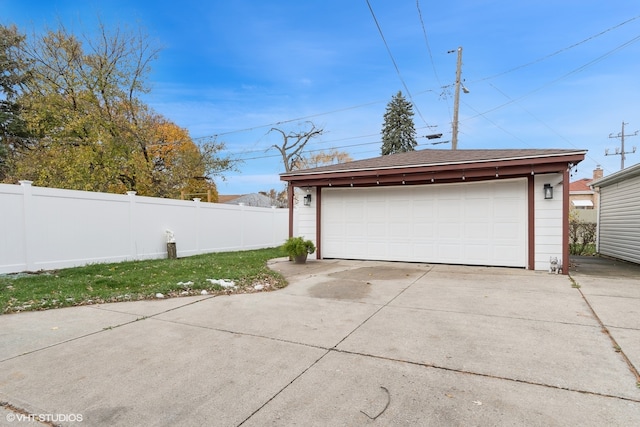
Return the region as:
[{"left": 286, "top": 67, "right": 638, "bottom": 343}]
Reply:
[{"left": 380, "top": 90, "right": 417, "bottom": 155}]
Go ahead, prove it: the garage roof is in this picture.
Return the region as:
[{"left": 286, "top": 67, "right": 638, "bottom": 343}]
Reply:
[{"left": 281, "top": 148, "right": 587, "bottom": 187}]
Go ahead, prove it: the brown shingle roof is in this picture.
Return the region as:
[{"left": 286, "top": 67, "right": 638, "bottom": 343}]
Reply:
[{"left": 281, "top": 148, "right": 587, "bottom": 176}]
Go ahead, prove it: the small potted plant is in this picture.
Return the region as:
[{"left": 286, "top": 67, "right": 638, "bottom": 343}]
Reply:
[{"left": 282, "top": 236, "right": 316, "bottom": 264}]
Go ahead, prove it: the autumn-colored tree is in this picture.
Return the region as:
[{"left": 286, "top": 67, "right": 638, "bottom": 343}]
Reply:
[
  {"left": 0, "top": 25, "right": 32, "bottom": 181},
  {"left": 2, "top": 21, "right": 235, "bottom": 197},
  {"left": 258, "top": 188, "right": 287, "bottom": 208},
  {"left": 293, "top": 149, "right": 353, "bottom": 170}
]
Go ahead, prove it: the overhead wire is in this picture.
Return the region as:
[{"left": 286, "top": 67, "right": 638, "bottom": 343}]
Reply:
[
  {"left": 487, "top": 83, "right": 618, "bottom": 174},
  {"left": 464, "top": 32, "right": 640, "bottom": 122},
  {"left": 365, "top": 0, "right": 435, "bottom": 129},
  {"left": 415, "top": 0, "right": 452, "bottom": 118},
  {"left": 470, "top": 14, "right": 640, "bottom": 84},
  {"left": 192, "top": 14, "right": 640, "bottom": 153},
  {"left": 192, "top": 11, "right": 640, "bottom": 168}
]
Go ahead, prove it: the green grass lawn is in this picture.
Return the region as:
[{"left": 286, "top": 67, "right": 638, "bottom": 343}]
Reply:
[{"left": 0, "top": 247, "right": 287, "bottom": 314}]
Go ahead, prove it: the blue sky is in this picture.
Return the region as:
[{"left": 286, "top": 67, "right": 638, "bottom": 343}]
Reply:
[{"left": 2, "top": 0, "right": 640, "bottom": 194}]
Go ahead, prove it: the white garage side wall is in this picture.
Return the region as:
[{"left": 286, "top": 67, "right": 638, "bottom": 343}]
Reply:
[
  {"left": 534, "top": 173, "right": 564, "bottom": 270},
  {"left": 293, "top": 187, "right": 317, "bottom": 247},
  {"left": 0, "top": 182, "right": 288, "bottom": 274},
  {"left": 598, "top": 175, "right": 640, "bottom": 264}
]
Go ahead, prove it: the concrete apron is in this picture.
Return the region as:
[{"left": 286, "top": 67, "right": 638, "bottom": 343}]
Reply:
[{"left": 0, "top": 258, "right": 638, "bottom": 426}]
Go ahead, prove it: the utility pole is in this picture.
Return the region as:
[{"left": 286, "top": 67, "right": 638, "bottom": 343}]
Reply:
[
  {"left": 451, "top": 47, "right": 463, "bottom": 150},
  {"left": 449, "top": 46, "right": 468, "bottom": 150},
  {"left": 606, "top": 121, "right": 638, "bottom": 170}
]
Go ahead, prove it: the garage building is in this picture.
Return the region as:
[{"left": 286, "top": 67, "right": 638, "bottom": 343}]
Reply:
[
  {"left": 281, "top": 149, "right": 586, "bottom": 273},
  {"left": 591, "top": 162, "right": 640, "bottom": 265}
]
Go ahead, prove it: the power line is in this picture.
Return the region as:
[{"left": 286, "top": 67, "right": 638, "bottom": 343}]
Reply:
[
  {"left": 365, "top": 0, "right": 435, "bottom": 129},
  {"left": 192, "top": 13, "right": 640, "bottom": 165},
  {"left": 415, "top": 0, "right": 451, "bottom": 118},
  {"left": 470, "top": 14, "right": 640, "bottom": 84},
  {"left": 459, "top": 99, "right": 534, "bottom": 149},
  {"left": 464, "top": 33, "right": 640, "bottom": 122},
  {"left": 204, "top": 98, "right": 386, "bottom": 139},
  {"left": 199, "top": 14, "right": 640, "bottom": 143},
  {"left": 234, "top": 139, "right": 383, "bottom": 162}
]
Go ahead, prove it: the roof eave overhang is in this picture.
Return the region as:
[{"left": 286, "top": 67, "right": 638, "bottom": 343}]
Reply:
[
  {"left": 281, "top": 152, "right": 586, "bottom": 187},
  {"left": 591, "top": 162, "right": 640, "bottom": 188}
]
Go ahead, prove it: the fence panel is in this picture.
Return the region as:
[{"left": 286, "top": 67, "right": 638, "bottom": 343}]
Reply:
[
  {"left": 0, "top": 185, "right": 27, "bottom": 272},
  {"left": 0, "top": 182, "right": 289, "bottom": 274}
]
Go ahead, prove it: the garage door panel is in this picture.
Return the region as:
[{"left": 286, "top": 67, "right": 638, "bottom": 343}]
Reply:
[
  {"left": 367, "top": 222, "right": 386, "bottom": 238},
  {"left": 414, "top": 200, "right": 436, "bottom": 217},
  {"left": 388, "top": 242, "right": 412, "bottom": 258},
  {"left": 367, "top": 201, "right": 386, "bottom": 218},
  {"left": 367, "top": 241, "right": 387, "bottom": 258},
  {"left": 493, "top": 199, "right": 520, "bottom": 218},
  {"left": 346, "top": 223, "right": 366, "bottom": 237},
  {"left": 414, "top": 243, "right": 436, "bottom": 258},
  {"left": 389, "top": 222, "right": 411, "bottom": 236},
  {"left": 438, "top": 199, "right": 462, "bottom": 219},
  {"left": 439, "top": 223, "right": 462, "bottom": 238},
  {"left": 494, "top": 222, "right": 520, "bottom": 239},
  {"left": 465, "top": 198, "right": 492, "bottom": 218},
  {"left": 465, "top": 223, "right": 490, "bottom": 239},
  {"left": 465, "top": 244, "right": 490, "bottom": 263},
  {"left": 322, "top": 180, "right": 526, "bottom": 267},
  {"left": 414, "top": 223, "right": 435, "bottom": 238},
  {"left": 439, "top": 244, "right": 463, "bottom": 261}
]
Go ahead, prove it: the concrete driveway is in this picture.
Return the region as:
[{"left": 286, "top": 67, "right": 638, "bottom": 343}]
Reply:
[{"left": 1, "top": 258, "right": 639, "bottom": 426}]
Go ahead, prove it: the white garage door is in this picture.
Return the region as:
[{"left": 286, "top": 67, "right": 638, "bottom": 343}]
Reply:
[{"left": 322, "top": 179, "right": 527, "bottom": 267}]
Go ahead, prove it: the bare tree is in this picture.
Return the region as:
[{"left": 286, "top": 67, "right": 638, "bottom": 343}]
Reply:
[{"left": 269, "top": 121, "right": 324, "bottom": 173}]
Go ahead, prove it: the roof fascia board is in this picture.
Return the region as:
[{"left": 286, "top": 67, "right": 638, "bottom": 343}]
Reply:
[
  {"left": 591, "top": 162, "right": 640, "bottom": 187},
  {"left": 281, "top": 156, "right": 584, "bottom": 184},
  {"left": 280, "top": 151, "right": 587, "bottom": 178},
  {"left": 285, "top": 163, "right": 569, "bottom": 187}
]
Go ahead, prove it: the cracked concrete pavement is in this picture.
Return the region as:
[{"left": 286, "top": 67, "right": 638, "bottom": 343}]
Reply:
[{"left": 0, "top": 256, "right": 639, "bottom": 426}]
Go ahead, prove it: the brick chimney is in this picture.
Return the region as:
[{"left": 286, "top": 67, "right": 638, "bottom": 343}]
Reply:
[{"left": 593, "top": 165, "right": 603, "bottom": 181}]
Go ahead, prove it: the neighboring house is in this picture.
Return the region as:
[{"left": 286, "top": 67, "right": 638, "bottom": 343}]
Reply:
[
  {"left": 569, "top": 166, "right": 603, "bottom": 222},
  {"left": 590, "top": 162, "right": 640, "bottom": 265},
  {"left": 217, "top": 194, "right": 242, "bottom": 203},
  {"left": 280, "top": 148, "right": 586, "bottom": 273},
  {"left": 222, "top": 193, "right": 278, "bottom": 208}
]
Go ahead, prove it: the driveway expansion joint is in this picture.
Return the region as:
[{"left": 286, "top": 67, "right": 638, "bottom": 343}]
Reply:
[
  {"left": 330, "top": 348, "right": 640, "bottom": 404},
  {"left": 571, "top": 275, "right": 640, "bottom": 385}
]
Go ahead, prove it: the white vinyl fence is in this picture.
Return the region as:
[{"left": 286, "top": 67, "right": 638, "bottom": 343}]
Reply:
[{"left": 1, "top": 181, "right": 289, "bottom": 274}]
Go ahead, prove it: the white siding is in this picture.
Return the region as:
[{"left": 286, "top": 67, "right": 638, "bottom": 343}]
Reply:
[
  {"left": 293, "top": 187, "right": 317, "bottom": 248},
  {"left": 598, "top": 174, "right": 640, "bottom": 264},
  {"left": 534, "top": 173, "right": 564, "bottom": 270}
]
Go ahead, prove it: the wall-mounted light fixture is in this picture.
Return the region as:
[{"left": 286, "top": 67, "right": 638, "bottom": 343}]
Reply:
[
  {"left": 544, "top": 183, "right": 553, "bottom": 200},
  {"left": 303, "top": 193, "right": 312, "bottom": 206}
]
